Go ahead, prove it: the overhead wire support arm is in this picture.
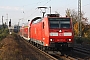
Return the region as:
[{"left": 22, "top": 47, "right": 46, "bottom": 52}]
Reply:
[{"left": 49, "top": 6, "right": 51, "bottom": 14}]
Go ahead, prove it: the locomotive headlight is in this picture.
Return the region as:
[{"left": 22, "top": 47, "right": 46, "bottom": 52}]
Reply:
[
  {"left": 50, "top": 39, "right": 53, "bottom": 41},
  {"left": 68, "top": 39, "right": 71, "bottom": 42}
]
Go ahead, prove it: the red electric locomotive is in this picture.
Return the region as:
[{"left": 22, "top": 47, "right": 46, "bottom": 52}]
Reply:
[{"left": 29, "top": 14, "right": 74, "bottom": 50}]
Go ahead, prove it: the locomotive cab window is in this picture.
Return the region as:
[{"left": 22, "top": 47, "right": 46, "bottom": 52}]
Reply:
[
  {"left": 49, "top": 21, "right": 59, "bottom": 28},
  {"left": 49, "top": 18, "right": 71, "bottom": 29},
  {"left": 60, "top": 21, "right": 70, "bottom": 28}
]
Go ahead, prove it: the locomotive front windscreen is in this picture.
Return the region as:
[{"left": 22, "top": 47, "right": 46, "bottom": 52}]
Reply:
[{"left": 49, "top": 18, "right": 71, "bottom": 29}]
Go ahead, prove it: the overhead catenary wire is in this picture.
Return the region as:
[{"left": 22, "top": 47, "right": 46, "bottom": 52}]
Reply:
[
  {"left": 43, "top": 0, "right": 51, "bottom": 6},
  {"left": 20, "top": 0, "right": 48, "bottom": 20},
  {"left": 22, "top": 0, "right": 90, "bottom": 21},
  {"left": 26, "top": 0, "right": 52, "bottom": 20},
  {"left": 22, "top": 0, "right": 47, "bottom": 7},
  {"left": 55, "top": 0, "right": 90, "bottom": 12}
]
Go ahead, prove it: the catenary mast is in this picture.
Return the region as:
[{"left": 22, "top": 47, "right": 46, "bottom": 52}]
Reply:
[{"left": 78, "top": 0, "right": 82, "bottom": 37}]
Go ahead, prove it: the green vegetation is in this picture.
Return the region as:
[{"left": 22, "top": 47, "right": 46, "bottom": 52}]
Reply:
[
  {"left": 74, "top": 37, "right": 90, "bottom": 44},
  {"left": 0, "top": 28, "right": 9, "bottom": 41}
]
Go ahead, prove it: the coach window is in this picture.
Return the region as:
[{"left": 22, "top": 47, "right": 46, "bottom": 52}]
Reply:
[{"left": 43, "top": 22, "right": 44, "bottom": 29}]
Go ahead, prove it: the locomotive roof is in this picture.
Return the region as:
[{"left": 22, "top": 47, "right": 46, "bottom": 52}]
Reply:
[{"left": 47, "top": 14, "right": 59, "bottom": 17}]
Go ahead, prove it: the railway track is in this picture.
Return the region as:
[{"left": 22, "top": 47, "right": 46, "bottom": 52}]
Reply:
[
  {"left": 25, "top": 41, "right": 77, "bottom": 60},
  {"left": 19, "top": 35, "right": 76, "bottom": 60},
  {"left": 58, "top": 45, "right": 90, "bottom": 60},
  {"left": 48, "top": 45, "right": 90, "bottom": 60},
  {"left": 18, "top": 35, "right": 90, "bottom": 60},
  {"left": 21, "top": 40, "right": 77, "bottom": 59},
  {"left": 48, "top": 51, "right": 76, "bottom": 60},
  {"left": 18, "top": 36, "right": 58, "bottom": 60},
  {"left": 74, "top": 46, "right": 90, "bottom": 54},
  {"left": 73, "top": 45, "right": 90, "bottom": 59}
]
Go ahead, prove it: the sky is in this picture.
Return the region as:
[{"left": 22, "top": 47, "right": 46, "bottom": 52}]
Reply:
[{"left": 0, "top": 0, "right": 90, "bottom": 26}]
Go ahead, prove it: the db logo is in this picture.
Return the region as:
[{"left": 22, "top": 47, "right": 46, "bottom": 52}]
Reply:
[{"left": 59, "top": 33, "right": 63, "bottom": 36}]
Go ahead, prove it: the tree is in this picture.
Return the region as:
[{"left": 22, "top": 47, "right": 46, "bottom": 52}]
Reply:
[{"left": 65, "top": 8, "right": 89, "bottom": 37}]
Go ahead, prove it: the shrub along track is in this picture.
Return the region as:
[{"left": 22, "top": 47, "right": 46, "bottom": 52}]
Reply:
[{"left": 0, "top": 34, "right": 56, "bottom": 60}]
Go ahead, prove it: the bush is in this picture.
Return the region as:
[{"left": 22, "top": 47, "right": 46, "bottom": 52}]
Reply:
[
  {"left": 74, "top": 37, "right": 83, "bottom": 44},
  {"left": 74, "top": 36, "right": 90, "bottom": 44},
  {"left": 0, "top": 28, "right": 9, "bottom": 41}
]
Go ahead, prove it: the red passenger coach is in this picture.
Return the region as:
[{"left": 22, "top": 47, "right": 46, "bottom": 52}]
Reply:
[
  {"left": 30, "top": 14, "right": 74, "bottom": 50},
  {"left": 20, "top": 25, "right": 30, "bottom": 40},
  {"left": 23, "top": 26, "right": 28, "bottom": 38}
]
